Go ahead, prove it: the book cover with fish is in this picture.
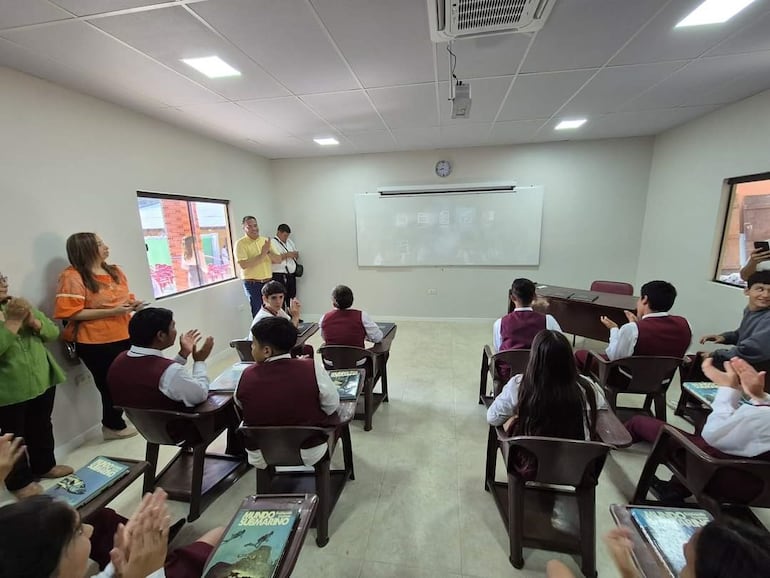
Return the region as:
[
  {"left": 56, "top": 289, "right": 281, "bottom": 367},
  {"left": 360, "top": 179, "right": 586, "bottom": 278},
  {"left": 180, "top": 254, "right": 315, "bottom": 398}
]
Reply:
[
  {"left": 329, "top": 369, "right": 362, "bottom": 401},
  {"left": 46, "top": 456, "right": 130, "bottom": 508},
  {"left": 202, "top": 498, "right": 299, "bottom": 578}
]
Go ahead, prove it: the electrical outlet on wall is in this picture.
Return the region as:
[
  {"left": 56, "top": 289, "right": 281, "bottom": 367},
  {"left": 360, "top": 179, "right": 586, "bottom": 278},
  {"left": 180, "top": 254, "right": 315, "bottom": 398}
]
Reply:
[{"left": 427, "top": 288, "right": 438, "bottom": 295}]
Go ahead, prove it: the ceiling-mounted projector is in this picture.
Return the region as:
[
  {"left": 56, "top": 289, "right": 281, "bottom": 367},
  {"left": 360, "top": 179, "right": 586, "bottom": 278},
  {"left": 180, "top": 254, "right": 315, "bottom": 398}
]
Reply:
[{"left": 451, "top": 82, "right": 471, "bottom": 119}]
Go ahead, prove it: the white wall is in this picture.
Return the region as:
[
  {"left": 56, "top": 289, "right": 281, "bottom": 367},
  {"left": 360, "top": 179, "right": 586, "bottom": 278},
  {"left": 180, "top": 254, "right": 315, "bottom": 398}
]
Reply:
[
  {"left": 636, "top": 89, "right": 770, "bottom": 340},
  {"left": 271, "top": 139, "right": 654, "bottom": 319},
  {"left": 0, "top": 66, "right": 275, "bottom": 448}
]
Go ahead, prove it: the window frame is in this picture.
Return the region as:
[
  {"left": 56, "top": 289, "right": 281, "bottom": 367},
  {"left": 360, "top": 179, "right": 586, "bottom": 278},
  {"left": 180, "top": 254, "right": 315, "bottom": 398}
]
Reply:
[
  {"left": 712, "top": 171, "right": 770, "bottom": 288},
  {"left": 137, "top": 190, "right": 237, "bottom": 299}
]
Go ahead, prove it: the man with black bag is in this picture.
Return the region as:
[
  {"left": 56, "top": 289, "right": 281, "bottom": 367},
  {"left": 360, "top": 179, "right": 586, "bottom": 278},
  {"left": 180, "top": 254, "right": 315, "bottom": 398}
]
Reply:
[{"left": 271, "top": 224, "right": 302, "bottom": 312}]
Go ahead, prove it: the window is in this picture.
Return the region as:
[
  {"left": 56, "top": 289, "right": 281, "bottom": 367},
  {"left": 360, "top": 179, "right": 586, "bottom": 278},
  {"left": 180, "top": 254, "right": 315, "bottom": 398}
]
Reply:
[
  {"left": 137, "top": 193, "right": 236, "bottom": 298},
  {"left": 715, "top": 173, "right": 770, "bottom": 287}
]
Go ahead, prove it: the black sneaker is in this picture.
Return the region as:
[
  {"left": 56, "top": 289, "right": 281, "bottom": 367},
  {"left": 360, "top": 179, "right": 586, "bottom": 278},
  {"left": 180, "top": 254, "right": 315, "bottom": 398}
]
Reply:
[{"left": 650, "top": 476, "right": 692, "bottom": 504}]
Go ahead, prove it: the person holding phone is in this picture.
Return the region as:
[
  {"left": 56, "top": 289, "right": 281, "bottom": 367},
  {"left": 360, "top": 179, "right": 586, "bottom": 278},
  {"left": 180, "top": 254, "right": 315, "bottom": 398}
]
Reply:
[{"left": 740, "top": 240, "right": 770, "bottom": 282}]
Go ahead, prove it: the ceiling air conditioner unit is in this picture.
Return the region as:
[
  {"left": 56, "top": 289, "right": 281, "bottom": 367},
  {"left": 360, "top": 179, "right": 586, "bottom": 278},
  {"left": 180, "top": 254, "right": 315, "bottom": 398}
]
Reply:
[{"left": 428, "top": 0, "right": 556, "bottom": 42}]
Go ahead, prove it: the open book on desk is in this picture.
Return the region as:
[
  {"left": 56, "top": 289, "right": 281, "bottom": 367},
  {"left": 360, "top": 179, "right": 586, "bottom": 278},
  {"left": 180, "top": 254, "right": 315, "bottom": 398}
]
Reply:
[
  {"left": 683, "top": 382, "right": 751, "bottom": 407},
  {"left": 376, "top": 322, "right": 396, "bottom": 335},
  {"left": 210, "top": 362, "right": 252, "bottom": 392},
  {"left": 203, "top": 496, "right": 300, "bottom": 578},
  {"left": 46, "top": 456, "right": 130, "bottom": 509}
]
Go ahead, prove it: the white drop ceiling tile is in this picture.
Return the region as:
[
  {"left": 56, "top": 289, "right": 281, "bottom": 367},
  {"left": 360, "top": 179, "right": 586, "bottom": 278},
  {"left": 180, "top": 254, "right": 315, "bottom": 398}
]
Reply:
[
  {"left": 92, "top": 7, "right": 289, "bottom": 100},
  {"left": 561, "top": 61, "right": 688, "bottom": 116},
  {"left": 687, "top": 51, "right": 770, "bottom": 106},
  {"left": 0, "top": 21, "right": 224, "bottom": 107},
  {"left": 191, "top": 0, "right": 358, "bottom": 95},
  {"left": 622, "top": 51, "right": 770, "bottom": 111},
  {"left": 391, "top": 127, "right": 442, "bottom": 149},
  {"left": 435, "top": 34, "right": 531, "bottom": 81},
  {"left": 0, "top": 0, "right": 72, "bottom": 29},
  {"left": 343, "top": 130, "right": 396, "bottom": 148},
  {"left": 498, "top": 69, "right": 596, "bottom": 121},
  {"left": 173, "top": 101, "right": 294, "bottom": 141},
  {"left": 310, "top": 0, "right": 434, "bottom": 88},
  {"left": 439, "top": 123, "right": 493, "bottom": 147},
  {"left": 571, "top": 106, "right": 718, "bottom": 139},
  {"left": 48, "top": 0, "right": 168, "bottom": 17},
  {"left": 300, "top": 90, "right": 387, "bottom": 133},
  {"left": 521, "top": 0, "right": 669, "bottom": 73},
  {"left": 438, "top": 76, "right": 512, "bottom": 125},
  {"left": 705, "top": 9, "right": 770, "bottom": 57},
  {"left": 239, "top": 96, "right": 333, "bottom": 135},
  {"left": 367, "top": 83, "right": 438, "bottom": 129},
  {"left": 489, "top": 119, "right": 544, "bottom": 144},
  {"left": 610, "top": 0, "right": 769, "bottom": 66}
]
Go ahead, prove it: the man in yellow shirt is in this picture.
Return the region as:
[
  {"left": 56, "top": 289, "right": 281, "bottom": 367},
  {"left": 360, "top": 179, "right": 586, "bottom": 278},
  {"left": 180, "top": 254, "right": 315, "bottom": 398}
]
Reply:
[{"left": 236, "top": 216, "right": 276, "bottom": 317}]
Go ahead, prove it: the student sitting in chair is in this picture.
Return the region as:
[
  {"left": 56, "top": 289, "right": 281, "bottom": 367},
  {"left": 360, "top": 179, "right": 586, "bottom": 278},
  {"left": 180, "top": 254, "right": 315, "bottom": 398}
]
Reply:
[
  {"left": 318, "top": 284, "right": 382, "bottom": 347},
  {"left": 487, "top": 330, "right": 599, "bottom": 476},
  {"left": 107, "top": 307, "right": 213, "bottom": 411},
  {"left": 235, "top": 317, "right": 340, "bottom": 469},
  {"left": 248, "top": 280, "right": 301, "bottom": 335},
  {"left": 700, "top": 270, "right": 770, "bottom": 368},
  {"left": 625, "top": 356, "right": 770, "bottom": 503},
  {"left": 493, "top": 278, "right": 561, "bottom": 353}
]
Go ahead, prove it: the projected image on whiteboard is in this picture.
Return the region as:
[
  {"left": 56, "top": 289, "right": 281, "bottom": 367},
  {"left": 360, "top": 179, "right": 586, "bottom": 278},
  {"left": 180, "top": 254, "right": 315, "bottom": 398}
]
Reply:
[{"left": 355, "top": 188, "right": 543, "bottom": 267}]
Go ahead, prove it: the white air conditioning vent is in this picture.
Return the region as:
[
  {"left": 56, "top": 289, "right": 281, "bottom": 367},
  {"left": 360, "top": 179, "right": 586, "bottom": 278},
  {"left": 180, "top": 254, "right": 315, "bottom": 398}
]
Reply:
[{"left": 428, "top": 0, "right": 556, "bottom": 42}]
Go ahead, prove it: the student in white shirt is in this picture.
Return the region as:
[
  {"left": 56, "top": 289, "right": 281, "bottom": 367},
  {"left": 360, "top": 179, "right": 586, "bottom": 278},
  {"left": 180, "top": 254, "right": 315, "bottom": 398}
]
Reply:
[{"left": 248, "top": 280, "right": 301, "bottom": 338}]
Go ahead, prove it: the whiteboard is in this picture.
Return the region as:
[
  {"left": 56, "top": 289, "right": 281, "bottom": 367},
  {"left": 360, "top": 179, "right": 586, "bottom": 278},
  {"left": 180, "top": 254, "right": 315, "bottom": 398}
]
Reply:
[{"left": 354, "top": 186, "right": 543, "bottom": 267}]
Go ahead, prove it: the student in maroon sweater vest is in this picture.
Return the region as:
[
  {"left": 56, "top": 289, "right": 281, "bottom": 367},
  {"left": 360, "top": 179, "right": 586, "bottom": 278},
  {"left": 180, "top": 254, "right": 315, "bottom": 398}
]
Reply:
[
  {"left": 575, "top": 280, "right": 691, "bottom": 371},
  {"left": 235, "top": 317, "right": 340, "bottom": 469},
  {"left": 319, "top": 285, "right": 383, "bottom": 348},
  {"left": 494, "top": 278, "right": 562, "bottom": 352},
  {"left": 107, "top": 307, "right": 214, "bottom": 411}
]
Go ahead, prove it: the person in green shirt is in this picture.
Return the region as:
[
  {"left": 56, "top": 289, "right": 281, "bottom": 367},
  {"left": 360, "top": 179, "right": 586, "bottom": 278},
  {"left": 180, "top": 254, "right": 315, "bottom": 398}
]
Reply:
[{"left": 0, "top": 272, "right": 72, "bottom": 498}]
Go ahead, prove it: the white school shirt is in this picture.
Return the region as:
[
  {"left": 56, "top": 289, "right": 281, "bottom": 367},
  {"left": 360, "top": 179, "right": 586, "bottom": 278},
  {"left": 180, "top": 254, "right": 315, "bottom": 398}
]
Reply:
[
  {"left": 271, "top": 237, "right": 297, "bottom": 275},
  {"left": 126, "top": 346, "right": 209, "bottom": 407},
  {"left": 492, "top": 307, "right": 562, "bottom": 352},
  {"left": 248, "top": 307, "right": 291, "bottom": 338},
  {"left": 605, "top": 312, "right": 689, "bottom": 360},
  {"left": 234, "top": 353, "right": 340, "bottom": 469},
  {"left": 701, "top": 387, "right": 770, "bottom": 457}
]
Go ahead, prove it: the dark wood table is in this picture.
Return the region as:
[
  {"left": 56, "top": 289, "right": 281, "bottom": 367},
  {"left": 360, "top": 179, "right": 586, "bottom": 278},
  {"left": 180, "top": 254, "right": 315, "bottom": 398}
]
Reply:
[
  {"left": 512, "top": 284, "right": 638, "bottom": 342},
  {"left": 610, "top": 504, "right": 711, "bottom": 578},
  {"left": 79, "top": 458, "right": 149, "bottom": 522},
  {"left": 296, "top": 321, "right": 319, "bottom": 348}
]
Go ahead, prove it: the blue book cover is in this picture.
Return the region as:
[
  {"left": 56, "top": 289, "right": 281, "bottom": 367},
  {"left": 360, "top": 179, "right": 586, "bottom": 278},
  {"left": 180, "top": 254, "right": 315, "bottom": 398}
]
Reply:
[
  {"left": 203, "top": 499, "right": 299, "bottom": 578},
  {"left": 46, "top": 456, "right": 130, "bottom": 508},
  {"left": 684, "top": 382, "right": 751, "bottom": 406},
  {"left": 210, "top": 362, "right": 252, "bottom": 392},
  {"left": 629, "top": 507, "right": 712, "bottom": 576}
]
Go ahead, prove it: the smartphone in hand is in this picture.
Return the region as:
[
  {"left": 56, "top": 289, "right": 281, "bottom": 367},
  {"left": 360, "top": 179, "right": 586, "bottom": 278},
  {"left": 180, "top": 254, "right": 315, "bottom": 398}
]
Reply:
[{"left": 754, "top": 241, "right": 770, "bottom": 252}]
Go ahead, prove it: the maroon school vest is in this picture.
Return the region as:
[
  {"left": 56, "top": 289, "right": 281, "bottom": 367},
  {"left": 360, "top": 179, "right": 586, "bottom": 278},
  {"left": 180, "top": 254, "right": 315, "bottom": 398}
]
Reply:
[
  {"left": 237, "top": 358, "right": 337, "bottom": 427},
  {"left": 322, "top": 309, "right": 366, "bottom": 348},
  {"left": 107, "top": 352, "right": 183, "bottom": 411},
  {"left": 500, "top": 310, "right": 546, "bottom": 350},
  {"left": 634, "top": 315, "right": 691, "bottom": 358}
]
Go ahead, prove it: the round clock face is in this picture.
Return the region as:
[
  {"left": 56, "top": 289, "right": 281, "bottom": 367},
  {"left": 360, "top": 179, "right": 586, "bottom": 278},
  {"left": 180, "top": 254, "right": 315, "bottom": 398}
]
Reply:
[{"left": 435, "top": 160, "right": 452, "bottom": 177}]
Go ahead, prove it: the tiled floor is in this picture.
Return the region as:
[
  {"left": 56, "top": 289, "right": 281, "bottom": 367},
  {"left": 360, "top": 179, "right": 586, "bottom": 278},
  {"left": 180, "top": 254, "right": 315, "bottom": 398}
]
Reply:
[{"left": 54, "top": 321, "right": 769, "bottom": 577}]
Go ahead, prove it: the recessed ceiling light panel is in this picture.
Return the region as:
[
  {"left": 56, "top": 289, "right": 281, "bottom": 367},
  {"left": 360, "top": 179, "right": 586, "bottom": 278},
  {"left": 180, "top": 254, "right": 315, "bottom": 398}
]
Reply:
[
  {"left": 181, "top": 56, "right": 241, "bottom": 78},
  {"left": 314, "top": 137, "right": 339, "bottom": 146},
  {"left": 676, "top": 0, "right": 757, "bottom": 28},
  {"left": 555, "top": 119, "right": 587, "bottom": 130}
]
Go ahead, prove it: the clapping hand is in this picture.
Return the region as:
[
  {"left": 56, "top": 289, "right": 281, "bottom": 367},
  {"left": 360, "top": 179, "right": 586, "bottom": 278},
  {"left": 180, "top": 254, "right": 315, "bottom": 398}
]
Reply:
[
  {"left": 179, "top": 329, "right": 201, "bottom": 358},
  {"left": 603, "top": 528, "right": 640, "bottom": 578},
  {"left": 25, "top": 313, "right": 42, "bottom": 333},
  {"left": 110, "top": 489, "right": 169, "bottom": 578},
  {"left": 623, "top": 310, "right": 638, "bottom": 323},
  {"left": 192, "top": 336, "right": 214, "bottom": 362},
  {"left": 729, "top": 357, "right": 767, "bottom": 401},
  {"left": 289, "top": 298, "right": 301, "bottom": 319},
  {"left": 600, "top": 315, "right": 618, "bottom": 330},
  {"left": 4, "top": 297, "right": 31, "bottom": 322},
  {"left": 0, "top": 433, "right": 26, "bottom": 485}
]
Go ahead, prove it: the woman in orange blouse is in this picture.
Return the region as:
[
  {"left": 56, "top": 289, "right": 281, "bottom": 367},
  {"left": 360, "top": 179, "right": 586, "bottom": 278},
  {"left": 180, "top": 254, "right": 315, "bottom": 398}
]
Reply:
[{"left": 55, "top": 233, "right": 145, "bottom": 440}]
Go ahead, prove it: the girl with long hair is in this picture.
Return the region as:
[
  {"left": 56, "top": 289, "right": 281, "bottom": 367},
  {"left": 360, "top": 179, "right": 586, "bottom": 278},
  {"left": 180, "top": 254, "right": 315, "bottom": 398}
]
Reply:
[
  {"left": 54, "top": 233, "right": 144, "bottom": 440},
  {"left": 180, "top": 236, "right": 208, "bottom": 288}
]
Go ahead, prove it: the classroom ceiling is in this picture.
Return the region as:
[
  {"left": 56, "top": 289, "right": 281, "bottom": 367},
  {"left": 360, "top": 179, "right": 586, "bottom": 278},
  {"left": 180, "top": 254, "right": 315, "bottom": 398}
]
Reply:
[{"left": 2, "top": 0, "right": 770, "bottom": 159}]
